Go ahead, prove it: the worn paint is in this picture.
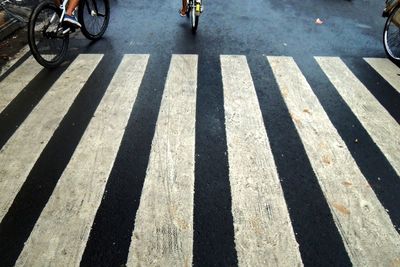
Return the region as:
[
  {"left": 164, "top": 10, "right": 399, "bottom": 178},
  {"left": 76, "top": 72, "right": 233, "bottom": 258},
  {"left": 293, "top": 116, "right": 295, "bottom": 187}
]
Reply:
[
  {"left": 269, "top": 56, "right": 400, "bottom": 267},
  {"left": 15, "top": 55, "right": 149, "bottom": 266},
  {"left": 317, "top": 57, "right": 400, "bottom": 177},
  {"left": 127, "top": 55, "right": 197, "bottom": 266},
  {"left": 0, "top": 54, "right": 102, "bottom": 224},
  {"left": 221, "top": 55, "right": 303, "bottom": 267},
  {"left": 364, "top": 58, "right": 400, "bottom": 94},
  {"left": 0, "top": 56, "right": 42, "bottom": 113}
]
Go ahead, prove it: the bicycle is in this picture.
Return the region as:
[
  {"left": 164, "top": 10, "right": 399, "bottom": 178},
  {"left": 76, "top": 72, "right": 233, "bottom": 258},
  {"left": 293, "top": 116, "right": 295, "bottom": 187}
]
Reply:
[
  {"left": 27, "top": 0, "right": 110, "bottom": 68},
  {"left": 383, "top": 0, "right": 400, "bottom": 65},
  {"left": 185, "top": 0, "right": 203, "bottom": 33},
  {"left": 0, "top": 0, "right": 29, "bottom": 24}
]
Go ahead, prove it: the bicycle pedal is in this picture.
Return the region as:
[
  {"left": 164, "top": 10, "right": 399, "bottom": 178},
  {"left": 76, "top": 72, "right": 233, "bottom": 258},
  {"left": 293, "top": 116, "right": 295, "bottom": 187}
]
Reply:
[
  {"left": 62, "top": 26, "right": 76, "bottom": 34},
  {"left": 62, "top": 27, "right": 71, "bottom": 34}
]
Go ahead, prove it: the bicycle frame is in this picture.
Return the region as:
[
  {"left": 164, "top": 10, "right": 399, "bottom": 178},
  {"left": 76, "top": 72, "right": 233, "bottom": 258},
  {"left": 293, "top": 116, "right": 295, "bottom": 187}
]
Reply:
[
  {"left": 189, "top": 0, "right": 202, "bottom": 14},
  {"left": 383, "top": 0, "right": 399, "bottom": 17},
  {"left": 55, "top": 0, "right": 99, "bottom": 34},
  {"left": 59, "top": 0, "right": 68, "bottom": 21},
  {"left": 28, "top": 0, "right": 108, "bottom": 68}
]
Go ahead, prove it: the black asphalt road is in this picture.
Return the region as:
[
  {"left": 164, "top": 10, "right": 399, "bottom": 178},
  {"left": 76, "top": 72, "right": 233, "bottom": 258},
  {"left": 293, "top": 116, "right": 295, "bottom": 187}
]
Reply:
[{"left": 0, "top": 0, "right": 399, "bottom": 266}]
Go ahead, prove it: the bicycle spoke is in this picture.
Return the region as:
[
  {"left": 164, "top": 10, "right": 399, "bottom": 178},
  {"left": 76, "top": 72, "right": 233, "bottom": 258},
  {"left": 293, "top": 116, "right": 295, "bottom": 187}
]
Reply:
[
  {"left": 84, "top": 0, "right": 104, "bottom": 34},
  {"left": 79, "top": 0, "right": 109, "bottom": 39},
  {"left": 33, "top": 5, "right": 67, "bottom": 62}
]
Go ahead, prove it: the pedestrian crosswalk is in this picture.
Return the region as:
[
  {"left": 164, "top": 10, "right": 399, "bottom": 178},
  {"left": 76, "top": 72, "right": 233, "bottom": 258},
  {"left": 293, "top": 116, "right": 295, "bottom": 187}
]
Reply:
[
  {"left": 15, "top": 54, "right": 148, "bottom": 267},
  {"left": 316, "top": 57, "right": 400, "bottom": 177},
  {"left": 364, "top": 58, "right": 400, "bottom": 94},
  {"left": 0, "top": 54, "right": 102, "bottom": 223},
  {"left": 270, "top": 56, "right": 400, "bottom": 266},
  {"left": 0, "top": 57, "right": 43, "bottom": 113},
  {"left": 0, "top": 53, "right": 399, "bottom": 266},
  {"left": 221, "top": 55, "right": 302, "bottom": 266},
  {"left": 127, "top": 55, "right": 197, "bottom": 266}
]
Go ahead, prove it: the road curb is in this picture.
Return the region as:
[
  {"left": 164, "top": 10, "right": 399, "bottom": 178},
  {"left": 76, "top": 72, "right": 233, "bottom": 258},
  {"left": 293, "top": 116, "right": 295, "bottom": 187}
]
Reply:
[
  {"left": 0, "top": 4, "right": 30, "bottom": 41},
  {"left": 0, "top": 15, "right": 23, "bottom": 41}
]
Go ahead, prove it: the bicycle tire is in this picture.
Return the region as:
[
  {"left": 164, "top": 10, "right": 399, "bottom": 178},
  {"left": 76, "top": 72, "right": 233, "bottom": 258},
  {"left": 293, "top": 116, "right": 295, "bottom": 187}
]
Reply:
[
  {"left": 383, "top": 4, "right": 400, "bottom": 65},
  {"left": 28, "top": 1, "right": 69, "bottom": 69},
  {"left": 190, "top": 6, "right": 199, "bottom": 33},
  {"left": 78, "top": 0, "right": 110, "bottom": 40},
  {"left": 186, "top": 0, "right": 190, "bottom": 18}
]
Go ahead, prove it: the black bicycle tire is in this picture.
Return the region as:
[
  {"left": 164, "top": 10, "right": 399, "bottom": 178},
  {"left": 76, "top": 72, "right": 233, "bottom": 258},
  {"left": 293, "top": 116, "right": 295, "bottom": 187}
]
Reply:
[
  {"left": 28, "top": 1, "right": 69, "bottom": 69},
  {"left": 383, "top": 4, "right": 400, "bottom": 65},
  {"left": 78, "top": 0, "right": 110, "bottom": 40},
  {"left": 186, "top": 0, "right": 190, "bottom": 18},
  {"left": 192, "top": 16, "right": 199, "bottom": 33},
  {"left": 190, "top": 7, "right": 199, "bottom": 33}
]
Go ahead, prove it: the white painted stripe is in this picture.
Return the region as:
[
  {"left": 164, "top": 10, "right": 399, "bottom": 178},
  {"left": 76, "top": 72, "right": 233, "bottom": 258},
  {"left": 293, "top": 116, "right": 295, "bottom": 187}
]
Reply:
[
  {"left": 0, "top": 45, "right": 30, "bottom": 78},
  {"left": 364, "top": 57, "right": 400, "bottom": 94},
  {"left": 316, "top": 57, "right": 400, "bottom": 177},
  {"left": 0, "top": 54, "right": 102, "bottom": 223},
  {"left": 268, "top": 56, "right": 400, "bottom": 266},
  {"left": 127, "top": 55, "right": 197, "bottom": 266},
  {"left": 220, "top": 55, "right": 303, "bottom": 267},
  {"left": 0, "top": 56, "right": 43, "bottom": 113},
  {"left": 15, "top": 55, "right": 149, "bottom": 266}
]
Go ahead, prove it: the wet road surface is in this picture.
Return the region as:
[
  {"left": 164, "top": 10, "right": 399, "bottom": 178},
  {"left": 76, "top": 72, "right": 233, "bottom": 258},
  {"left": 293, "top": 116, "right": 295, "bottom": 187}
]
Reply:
[{"left": 0, "top": 0, "right": 400, "bottom": 266}]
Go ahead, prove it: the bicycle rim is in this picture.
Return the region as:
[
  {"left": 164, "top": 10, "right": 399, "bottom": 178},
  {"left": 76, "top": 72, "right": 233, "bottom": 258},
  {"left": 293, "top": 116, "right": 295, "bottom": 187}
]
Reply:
[
  {"left": 384, "top": 5, "right": 400, "bottom": 63},
  {"left": 28, "top": 2, "right": 68, "bottom": 68},
  {"left": 78, "top": 0, "right": 110, "bottom": 40}
]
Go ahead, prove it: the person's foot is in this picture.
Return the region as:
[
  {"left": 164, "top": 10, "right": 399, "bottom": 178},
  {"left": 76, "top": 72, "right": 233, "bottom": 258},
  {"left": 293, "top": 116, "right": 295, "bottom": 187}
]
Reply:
[
  {"left": 179, "top": 8, "right": 187, "bottom": 16},
  {"left": 63, "top": 14, "right": 81, "bottom": 28}
]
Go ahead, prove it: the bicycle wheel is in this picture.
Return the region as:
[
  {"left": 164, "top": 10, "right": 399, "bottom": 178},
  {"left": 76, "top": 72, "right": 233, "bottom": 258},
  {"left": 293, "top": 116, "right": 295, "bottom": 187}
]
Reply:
[
  {"left": 189, "top": 2, "right": 199, "bottom": 33},
  {"left": 383, "top": 5, "right": 400, "bottom": 65},
  {"left": 28, "top": 1, "right": 69, "bottom": 69},
  {"left": 186, "top": 0, "right": 190, "bottom": 18},
  {"left": 78, "top": 0, "right": 110, "bottom": 40}
]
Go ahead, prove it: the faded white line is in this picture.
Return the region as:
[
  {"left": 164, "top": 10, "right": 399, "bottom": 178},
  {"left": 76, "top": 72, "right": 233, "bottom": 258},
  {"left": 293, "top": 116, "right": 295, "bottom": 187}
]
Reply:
[
  {"left": 0, "top": 56, "right": 43, "bottom": 113},
  {"left": 127, "top": 54, "right": 197, "bottom": 266},
  {"left": 268, "top": 56, "right": 400, "bottom": 266},
  {"left": 15, "top": 55, "right": 149, "bottom": 266},
  {"left": 221, "top": 55, "right": 302, "bottom": 267},
  {"left": 317, "top": 57, "right": 400, "bottom": 177},
  {"left": 0, "top": 45, "right": 30, "bottom": 78},
  {"left": 0, "top": 54, "right": 102, "bottom": 223},
  {"left": 364, "top": 57, "right": 400, "bottom": 94}
]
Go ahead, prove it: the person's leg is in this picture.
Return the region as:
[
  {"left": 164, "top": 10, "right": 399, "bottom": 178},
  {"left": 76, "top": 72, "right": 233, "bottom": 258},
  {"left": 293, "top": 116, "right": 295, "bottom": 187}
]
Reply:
[
  {"left": 63, "top": 0, "right": 81, "bottom": 27},
  {"left": 180, "top": 0, "right": 187, "bottom": 15},
  {"left": 66, "top": 0, "right": 79, "bottom": 16}
]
